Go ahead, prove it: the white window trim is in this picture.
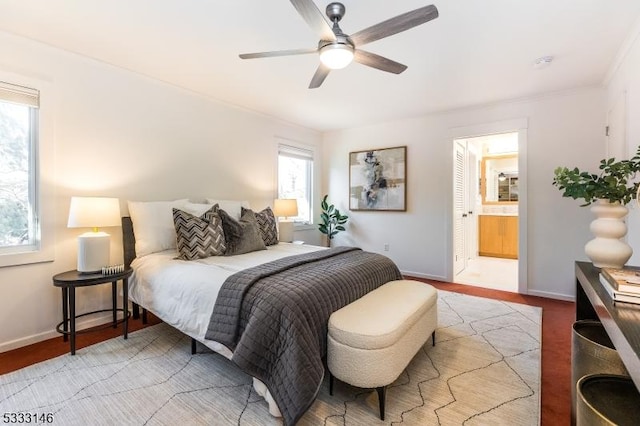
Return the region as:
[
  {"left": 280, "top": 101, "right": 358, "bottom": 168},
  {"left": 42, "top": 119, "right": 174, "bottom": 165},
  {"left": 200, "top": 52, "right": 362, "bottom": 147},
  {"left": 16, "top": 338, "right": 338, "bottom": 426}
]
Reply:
[
  {"left": 0, "top": 71, "right": 55, "bottom": 268},
  {"left": 275, "top": 137, "right": 316, "bottom": 228}
]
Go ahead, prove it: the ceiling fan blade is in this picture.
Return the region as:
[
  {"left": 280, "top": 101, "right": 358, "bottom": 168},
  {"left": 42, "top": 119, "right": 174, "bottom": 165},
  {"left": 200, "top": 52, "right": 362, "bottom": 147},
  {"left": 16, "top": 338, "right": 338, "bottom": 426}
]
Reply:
[
  {"left": 239, "top": 47, "right": 317, "bottom": 59},
  {"left": 350, "top": 5, "right": 439, "bottom": 47},
  {"left": 290, "top": 0, "right": 336, "bottom": 41},
  {"left": 354, "top": 50, "right": 407, "bottom": 74},
  {"left": 309, "top": 64, "right": 331, "bottom": 89}
]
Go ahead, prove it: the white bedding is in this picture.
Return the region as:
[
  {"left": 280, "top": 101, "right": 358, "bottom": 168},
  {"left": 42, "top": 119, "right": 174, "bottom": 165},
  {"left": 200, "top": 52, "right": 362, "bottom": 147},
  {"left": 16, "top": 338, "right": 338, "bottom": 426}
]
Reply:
[{"left": 129, "top": 242, "right": 324, "bottom": 358}]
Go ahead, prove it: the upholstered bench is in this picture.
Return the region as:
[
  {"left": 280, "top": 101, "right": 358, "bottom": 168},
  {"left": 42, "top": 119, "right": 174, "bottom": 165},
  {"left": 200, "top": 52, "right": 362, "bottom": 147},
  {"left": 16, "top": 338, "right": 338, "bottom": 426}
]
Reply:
[{"left": 327, "top": 279, "right": 438, "bottom": 420}]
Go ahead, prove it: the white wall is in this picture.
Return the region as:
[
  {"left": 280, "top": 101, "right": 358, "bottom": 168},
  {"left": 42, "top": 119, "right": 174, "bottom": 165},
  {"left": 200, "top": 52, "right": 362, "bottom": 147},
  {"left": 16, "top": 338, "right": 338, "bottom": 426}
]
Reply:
[
  {"left": 323, "top": 87, "right": 605, "bottom": 300},
  {"left": 605, "top": 23, "right": 640, "bottom": 265},
  {"left": 0, "top": 31, "right": 322, "bottom": 352}
]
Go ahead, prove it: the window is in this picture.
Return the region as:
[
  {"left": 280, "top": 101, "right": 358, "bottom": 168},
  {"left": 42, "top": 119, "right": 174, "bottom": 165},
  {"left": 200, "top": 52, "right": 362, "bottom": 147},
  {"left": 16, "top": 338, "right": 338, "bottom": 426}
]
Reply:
[
  {"left": 278, "top": 144, "right": 314, "bottom": 224},
  {"left": 0, "top": 81, "right": 40, "bottom": 255}
]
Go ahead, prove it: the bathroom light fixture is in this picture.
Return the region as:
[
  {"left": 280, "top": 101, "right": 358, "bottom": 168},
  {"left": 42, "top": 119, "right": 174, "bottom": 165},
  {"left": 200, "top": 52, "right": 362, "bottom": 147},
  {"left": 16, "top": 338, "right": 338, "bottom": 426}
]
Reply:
[
  {"left": 498, "top": 172, "right": 507, "bottom": 182},
  {"left": 319, "top": 43, "right": 354, "bottom": 69}
]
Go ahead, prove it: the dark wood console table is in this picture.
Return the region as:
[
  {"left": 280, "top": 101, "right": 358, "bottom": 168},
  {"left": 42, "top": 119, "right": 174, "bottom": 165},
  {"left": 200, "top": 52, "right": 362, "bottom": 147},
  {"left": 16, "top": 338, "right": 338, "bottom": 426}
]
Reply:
[{"left": 575, "top": 261, "right": 640, "bottom": 389}]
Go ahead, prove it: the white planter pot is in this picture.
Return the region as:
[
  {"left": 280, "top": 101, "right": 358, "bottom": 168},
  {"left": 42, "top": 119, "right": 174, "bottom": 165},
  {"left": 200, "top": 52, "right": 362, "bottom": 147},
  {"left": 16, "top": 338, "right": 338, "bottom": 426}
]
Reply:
[{"left": 584, "top": 200, "right": 633, "bottom": 268}]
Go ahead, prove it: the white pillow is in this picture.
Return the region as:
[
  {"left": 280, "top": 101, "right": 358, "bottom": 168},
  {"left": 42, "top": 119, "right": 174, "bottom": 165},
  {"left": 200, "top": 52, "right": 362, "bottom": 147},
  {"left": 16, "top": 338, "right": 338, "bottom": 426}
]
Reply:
[
  {"left": 128, "top": 199, "right": 188, "bottom": 257},
  {"left": 206, "top": 199, "right": 250, "bottom": 220},
  {"left": 182, "top": 202, "right": 214, "bottom": 216}
]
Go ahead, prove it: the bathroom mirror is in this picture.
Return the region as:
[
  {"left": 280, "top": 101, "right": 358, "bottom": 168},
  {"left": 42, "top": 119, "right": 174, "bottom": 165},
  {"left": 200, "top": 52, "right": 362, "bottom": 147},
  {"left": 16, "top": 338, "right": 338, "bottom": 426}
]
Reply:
[{"left": 482, "top": 155, "right": 518, "bottom": 203}]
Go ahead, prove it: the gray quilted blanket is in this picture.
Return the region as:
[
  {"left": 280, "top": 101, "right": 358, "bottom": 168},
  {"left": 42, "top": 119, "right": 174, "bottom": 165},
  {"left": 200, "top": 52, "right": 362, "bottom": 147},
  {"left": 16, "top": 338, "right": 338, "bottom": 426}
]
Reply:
[{"left": 205, "top": 246, "right": 402, "bottom": 425}]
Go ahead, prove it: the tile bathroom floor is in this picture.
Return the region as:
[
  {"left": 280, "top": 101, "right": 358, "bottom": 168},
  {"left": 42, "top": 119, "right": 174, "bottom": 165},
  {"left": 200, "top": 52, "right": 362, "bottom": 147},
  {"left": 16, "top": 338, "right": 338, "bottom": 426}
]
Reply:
[{"left": 454, "top": 256, "right": 518, "bottom": 292}]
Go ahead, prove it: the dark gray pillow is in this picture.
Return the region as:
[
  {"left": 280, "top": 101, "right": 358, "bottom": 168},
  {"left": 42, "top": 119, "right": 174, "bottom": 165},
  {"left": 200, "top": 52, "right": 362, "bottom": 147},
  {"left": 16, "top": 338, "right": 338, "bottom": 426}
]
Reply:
[
  {"left": 242, "top": 206, "right": 278, "bottom": 246},
  {"left": 173, "top": 206, "right": 226, "bottom": 260},
  {"left": 218, "top": 208, "right": 267, "bottom": 256}
]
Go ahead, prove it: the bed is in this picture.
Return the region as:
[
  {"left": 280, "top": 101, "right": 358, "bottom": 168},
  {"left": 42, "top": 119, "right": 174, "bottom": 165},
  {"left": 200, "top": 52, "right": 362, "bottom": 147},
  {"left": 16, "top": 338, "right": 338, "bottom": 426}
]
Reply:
[{"left": 122, "top": 200, "right": 402, "bottom": 425}]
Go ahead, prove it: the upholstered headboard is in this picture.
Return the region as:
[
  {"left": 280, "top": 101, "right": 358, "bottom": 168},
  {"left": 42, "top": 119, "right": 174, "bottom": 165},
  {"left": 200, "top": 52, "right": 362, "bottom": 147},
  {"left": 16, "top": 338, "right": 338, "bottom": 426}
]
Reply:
[{"left": 122, "top": 216, "right": 136, "bottom": 269}]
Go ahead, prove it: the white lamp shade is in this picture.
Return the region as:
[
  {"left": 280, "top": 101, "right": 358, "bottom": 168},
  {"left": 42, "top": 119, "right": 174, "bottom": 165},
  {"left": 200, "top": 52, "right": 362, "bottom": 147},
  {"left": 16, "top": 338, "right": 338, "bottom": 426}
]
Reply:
[
  {"left": 273, "top": 199, "right": 299, "bottom": 218},
  {"left": 68, "top": 197, "right": 121, "bottom": 229}
]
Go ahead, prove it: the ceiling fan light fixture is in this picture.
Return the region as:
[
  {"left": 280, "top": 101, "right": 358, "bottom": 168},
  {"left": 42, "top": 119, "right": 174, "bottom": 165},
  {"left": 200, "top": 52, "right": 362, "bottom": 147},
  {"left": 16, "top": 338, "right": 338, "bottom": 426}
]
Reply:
[
  {"left": 319, "top": 43, "right": 354, "bottom": 69},
  {"left": 239, "top": 1, "right": 439, "bottom": 88}
]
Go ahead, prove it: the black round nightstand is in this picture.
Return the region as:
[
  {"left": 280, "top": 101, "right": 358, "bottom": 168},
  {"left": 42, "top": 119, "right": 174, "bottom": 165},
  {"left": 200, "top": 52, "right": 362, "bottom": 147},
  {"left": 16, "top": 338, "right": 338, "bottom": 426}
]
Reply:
[{"left": 53, "top": 268, "right": 133, "bottom": 355}]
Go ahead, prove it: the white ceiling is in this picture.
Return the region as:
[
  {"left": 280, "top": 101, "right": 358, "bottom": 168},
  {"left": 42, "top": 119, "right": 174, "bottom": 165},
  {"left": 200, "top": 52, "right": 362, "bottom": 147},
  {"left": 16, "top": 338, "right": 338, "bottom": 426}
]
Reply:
[{"left": 1, "top": 0, "right": 639, "bottom": 131}]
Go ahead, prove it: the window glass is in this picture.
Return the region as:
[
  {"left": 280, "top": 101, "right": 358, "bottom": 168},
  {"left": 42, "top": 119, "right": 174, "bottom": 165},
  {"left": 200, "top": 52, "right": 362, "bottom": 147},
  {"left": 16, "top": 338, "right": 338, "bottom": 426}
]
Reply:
[
  {"left": 278, "top": 145, "right": 313, "bottom": 224},
  {"left": 0, "top": 83, "right": 39, "bottom": 254}
]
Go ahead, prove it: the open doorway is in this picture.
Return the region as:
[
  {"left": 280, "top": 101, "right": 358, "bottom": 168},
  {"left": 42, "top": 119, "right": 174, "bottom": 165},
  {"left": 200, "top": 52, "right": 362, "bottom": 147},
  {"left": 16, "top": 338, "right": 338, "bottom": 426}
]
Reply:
[{"left": 453, "top": 132, "right": 519, "bottom": 292}]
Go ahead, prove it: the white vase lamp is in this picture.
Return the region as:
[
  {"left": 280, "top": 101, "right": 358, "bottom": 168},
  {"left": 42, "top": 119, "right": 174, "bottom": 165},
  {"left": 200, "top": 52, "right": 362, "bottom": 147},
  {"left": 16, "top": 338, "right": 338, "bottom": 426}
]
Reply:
[
  {"left": 584, "top": 200, "right": 632, "bottom": 268},
  {"left": 273, "top": 199, "right": 298, "bottom": 243},
  {"left": 67, "top": 197, "right": 121, "bottom": 273}
]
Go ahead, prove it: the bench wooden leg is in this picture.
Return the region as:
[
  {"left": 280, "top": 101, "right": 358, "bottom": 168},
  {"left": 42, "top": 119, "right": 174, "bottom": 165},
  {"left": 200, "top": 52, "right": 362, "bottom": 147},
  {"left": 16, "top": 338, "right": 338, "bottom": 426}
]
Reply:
[
  {"left": 329, "top": 372, "right": 334, "bottom": 395},
  {"left": 432, "top": 330, "right": 436, "bottom": 346},
  {"left": 376, "top": 386, "right": 386, "bottom": 420},
  {"left": 191, "top": 338, "right": 197, "bottom": 355}
]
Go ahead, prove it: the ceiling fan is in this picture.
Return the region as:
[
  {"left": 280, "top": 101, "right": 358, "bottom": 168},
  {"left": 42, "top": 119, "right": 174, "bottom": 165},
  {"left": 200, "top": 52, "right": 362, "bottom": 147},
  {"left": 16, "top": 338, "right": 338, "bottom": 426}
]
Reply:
[{"left": 239, "top": 0, "right": 439, "bottom": 88}]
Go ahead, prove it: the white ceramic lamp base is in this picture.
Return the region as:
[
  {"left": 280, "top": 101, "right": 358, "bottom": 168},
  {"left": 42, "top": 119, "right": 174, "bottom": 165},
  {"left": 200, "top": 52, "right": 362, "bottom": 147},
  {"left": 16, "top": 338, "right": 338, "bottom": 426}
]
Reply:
[
  {"left": 77, "top": 232, "right": 111, "bottom": 273},
  {"left": 278, "top": 220, "right": 294, "bottom": 243}
]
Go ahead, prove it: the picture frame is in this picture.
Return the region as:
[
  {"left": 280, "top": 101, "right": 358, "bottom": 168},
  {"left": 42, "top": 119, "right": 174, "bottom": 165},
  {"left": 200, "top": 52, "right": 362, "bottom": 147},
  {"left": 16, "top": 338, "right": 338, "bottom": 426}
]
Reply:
[{"left": 349, "top": 146, "right": 407, "bottom": 211}]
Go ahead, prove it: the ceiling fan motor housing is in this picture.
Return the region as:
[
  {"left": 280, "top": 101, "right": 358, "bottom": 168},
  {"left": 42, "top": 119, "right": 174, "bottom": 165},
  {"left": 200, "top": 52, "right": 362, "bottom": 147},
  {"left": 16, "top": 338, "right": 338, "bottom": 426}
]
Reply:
[
  {"left": 326, "top": 2, "right": 346, "bottom": 22},
  {"left": 318, "top": 34, "right": 354, "bottom": 50}
]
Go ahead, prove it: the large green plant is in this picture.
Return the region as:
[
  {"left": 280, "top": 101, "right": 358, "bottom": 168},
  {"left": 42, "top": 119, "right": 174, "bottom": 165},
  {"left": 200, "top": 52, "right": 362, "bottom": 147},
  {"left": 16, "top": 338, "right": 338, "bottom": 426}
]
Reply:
[
  {"left": 318, "top": 194, "right": 349, "bottom": 243},
  {"left": 552, "top": 146, "right": 640, "bottom": 206}
]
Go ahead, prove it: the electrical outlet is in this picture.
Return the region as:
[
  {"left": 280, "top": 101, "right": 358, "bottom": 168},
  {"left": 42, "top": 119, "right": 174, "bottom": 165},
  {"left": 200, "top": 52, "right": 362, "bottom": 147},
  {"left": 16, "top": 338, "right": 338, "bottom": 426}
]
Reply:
[{"left": 384, "top": 243, "right": 389, "bottom": 251}]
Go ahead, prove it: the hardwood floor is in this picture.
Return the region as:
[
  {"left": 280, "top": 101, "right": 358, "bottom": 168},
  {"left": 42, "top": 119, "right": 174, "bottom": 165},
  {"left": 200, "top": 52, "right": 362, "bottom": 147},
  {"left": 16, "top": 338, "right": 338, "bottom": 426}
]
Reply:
[
  {"left": 0, "top": 313, "right": 163, "bottom": 376},
  {"left": 0, "top": 281, "right": 573, "bottom": 425}
]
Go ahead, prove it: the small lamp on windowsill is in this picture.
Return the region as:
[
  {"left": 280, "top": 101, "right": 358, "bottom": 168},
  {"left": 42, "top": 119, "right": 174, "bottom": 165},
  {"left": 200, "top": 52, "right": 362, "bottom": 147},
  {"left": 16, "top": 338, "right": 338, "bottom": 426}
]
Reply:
[
  {"left": 67, "top": 196, "right": 121, "bottom": 273},
  {"left": 273, "top": 199, "right": 298, "bottom": 243}
]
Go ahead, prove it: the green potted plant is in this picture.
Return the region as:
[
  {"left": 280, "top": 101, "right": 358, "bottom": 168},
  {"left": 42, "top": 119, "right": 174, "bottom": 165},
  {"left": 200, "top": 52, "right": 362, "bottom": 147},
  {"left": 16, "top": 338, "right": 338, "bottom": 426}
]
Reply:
[
  {"left": 552, "top": 146, "right": 640, "bottom": 268},
  {"left": 318, "top": 194, "right": 349, "bottom": 247},
  {"left": 552, "top": 148, "right": 640, "bottom": 206}
]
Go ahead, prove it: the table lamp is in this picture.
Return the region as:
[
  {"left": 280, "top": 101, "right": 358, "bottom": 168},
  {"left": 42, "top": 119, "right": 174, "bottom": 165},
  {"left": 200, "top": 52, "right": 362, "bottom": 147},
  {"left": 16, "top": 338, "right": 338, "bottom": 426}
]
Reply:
[
  {"left": 273, "top": 199, "right": 298, "bottom": 243},
  {"left": 67, "top": 196, "right": 121, "bottom": 273}
]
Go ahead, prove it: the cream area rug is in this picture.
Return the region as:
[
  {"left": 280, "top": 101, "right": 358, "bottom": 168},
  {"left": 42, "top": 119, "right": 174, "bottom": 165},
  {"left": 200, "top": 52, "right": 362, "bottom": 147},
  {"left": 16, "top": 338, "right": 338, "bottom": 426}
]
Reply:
[{"left": 0, "top": 291, "right": 541, "bottom": 425}]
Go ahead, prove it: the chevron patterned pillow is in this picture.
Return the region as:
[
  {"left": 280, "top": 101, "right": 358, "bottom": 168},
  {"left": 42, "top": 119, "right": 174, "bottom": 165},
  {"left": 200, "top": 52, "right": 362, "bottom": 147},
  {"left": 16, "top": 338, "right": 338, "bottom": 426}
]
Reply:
[
  {"left": 173, "top": 206, "right": 226, "bottom": 260},
  {"left": 242, "top": 206, "right": 278, "bottom": 246}
]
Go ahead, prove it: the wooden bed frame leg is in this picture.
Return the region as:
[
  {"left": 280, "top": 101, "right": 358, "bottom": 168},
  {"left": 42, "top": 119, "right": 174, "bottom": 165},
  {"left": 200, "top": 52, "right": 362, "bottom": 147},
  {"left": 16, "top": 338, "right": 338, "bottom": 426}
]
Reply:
[
  {"left": 132, "top": 302, "right": 140, "bottom": 320},
  {"left": 329, "top": 372, "right": 334, "bottom": 396},
  {"left": 432, "top": 330, "right": 436, "bottom": 346},
  {"left": 142, "top": 308, "right": 148, "bottom": 325},
  {"left": 376, "top": 386, "right": 386, "bottom": 421},
  {"left": 191, "top": 338, "right": 197, "bottom": 355}
]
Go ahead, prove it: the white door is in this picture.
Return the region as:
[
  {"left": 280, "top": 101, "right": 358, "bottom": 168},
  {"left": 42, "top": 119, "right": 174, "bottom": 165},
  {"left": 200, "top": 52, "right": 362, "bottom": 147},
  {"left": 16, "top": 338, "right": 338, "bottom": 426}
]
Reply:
[
  {"left": 453, "top": 141, "right": 467, "bottom": 275},
  {"left": 607, "top": 92, "right": 627, "bottom": 160},
  {"left": 466, "top": 147, "right": 478, "bottom": 259}
]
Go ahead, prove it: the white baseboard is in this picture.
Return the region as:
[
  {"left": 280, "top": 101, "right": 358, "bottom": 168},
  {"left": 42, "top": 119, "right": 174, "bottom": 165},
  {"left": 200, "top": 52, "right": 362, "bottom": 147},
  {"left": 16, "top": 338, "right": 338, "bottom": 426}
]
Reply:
[
  {"left": 0, "top": 313, "right": 121, "bottom": 354},
  {"left": 527, "top": 289, "right": 575, "bottom": 302},
  {"left": 401, "top": 270, "right": 448, "bottom": 281},
  {"left": 402, "top": 269, "right": 576, "bottom": 302}
]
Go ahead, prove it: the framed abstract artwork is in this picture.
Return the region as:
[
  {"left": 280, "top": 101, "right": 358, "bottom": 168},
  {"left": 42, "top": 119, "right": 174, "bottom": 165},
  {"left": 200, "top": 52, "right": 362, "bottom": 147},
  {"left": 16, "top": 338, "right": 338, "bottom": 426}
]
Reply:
[{"left": 349, "top": 146, "right": 407, "bottom": 211}]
